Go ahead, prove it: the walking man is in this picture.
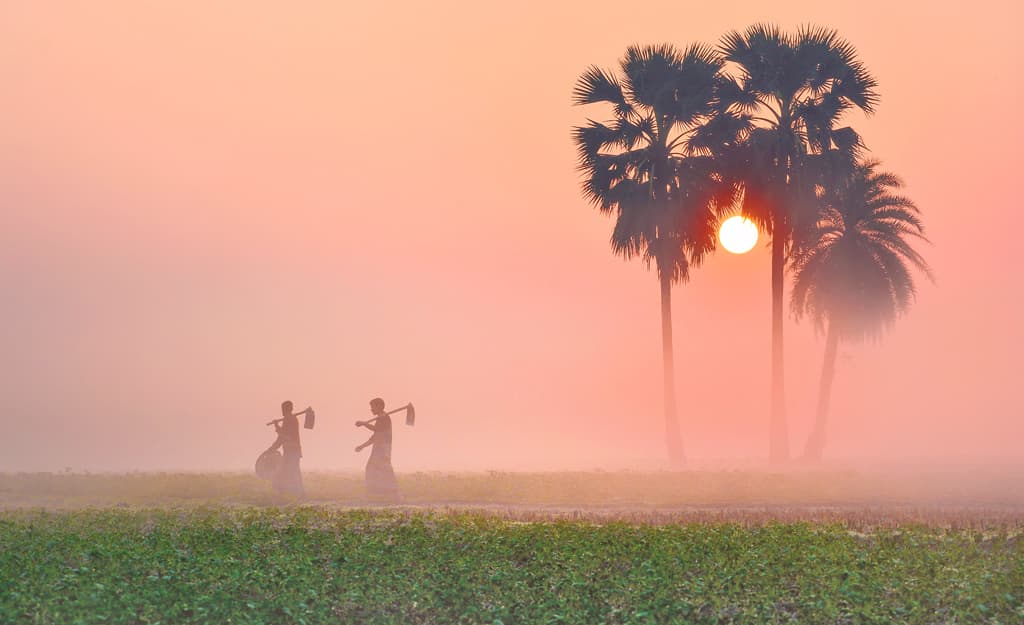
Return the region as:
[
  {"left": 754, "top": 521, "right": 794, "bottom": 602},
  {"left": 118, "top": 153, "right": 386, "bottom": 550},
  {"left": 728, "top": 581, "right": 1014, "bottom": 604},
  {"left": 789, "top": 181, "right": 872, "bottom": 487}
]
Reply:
[{"left": 355, "top": 397, "right": 399, "bottom": 500}]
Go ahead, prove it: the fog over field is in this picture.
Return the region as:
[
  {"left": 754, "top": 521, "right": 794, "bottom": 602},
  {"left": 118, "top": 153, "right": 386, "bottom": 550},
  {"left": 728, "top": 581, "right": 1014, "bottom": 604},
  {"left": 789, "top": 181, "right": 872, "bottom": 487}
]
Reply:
[{"left": 2, "top": 1, "right": 1021, "bottom": 476}]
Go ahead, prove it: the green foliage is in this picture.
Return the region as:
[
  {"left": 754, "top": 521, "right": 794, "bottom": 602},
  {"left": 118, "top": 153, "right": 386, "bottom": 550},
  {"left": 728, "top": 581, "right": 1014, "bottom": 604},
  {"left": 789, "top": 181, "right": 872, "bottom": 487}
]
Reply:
[{"left": 1, "top": 508, "right": 1021, "bottom": 624}]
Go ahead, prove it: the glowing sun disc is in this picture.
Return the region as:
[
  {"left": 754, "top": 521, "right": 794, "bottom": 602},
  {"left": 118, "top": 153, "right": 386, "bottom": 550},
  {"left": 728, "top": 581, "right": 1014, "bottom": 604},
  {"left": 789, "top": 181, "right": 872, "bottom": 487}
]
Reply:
[{"left": 719, "top": 216, "right": 758, "bottom": 254}]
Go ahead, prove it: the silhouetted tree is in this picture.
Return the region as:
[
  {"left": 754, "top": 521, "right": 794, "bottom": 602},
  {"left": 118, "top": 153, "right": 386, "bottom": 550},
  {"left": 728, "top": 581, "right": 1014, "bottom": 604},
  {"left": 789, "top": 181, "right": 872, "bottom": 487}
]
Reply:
[
  {"left": 573, "top": 44, "right": 736, "bottom": 464},
  {"left": 716, "top": 24, "right": 879, "bottom": 462},
  {"left": 791, "top": 160, "right": 932, "bottom": 461}
]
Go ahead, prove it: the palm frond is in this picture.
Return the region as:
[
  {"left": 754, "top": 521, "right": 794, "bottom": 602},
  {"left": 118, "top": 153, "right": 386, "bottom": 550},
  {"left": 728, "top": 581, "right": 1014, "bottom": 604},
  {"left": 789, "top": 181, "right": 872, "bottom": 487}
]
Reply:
[
  {"left": 572, "top": 120, "right": 619, "bottom": 166},
  {"left": 721, "top": 24, "right": 793, "bottom": 99},
  {"left": 621, "top": 43, "right": 684, "bottom": 113},
  {"left": 831, "top": 126, "right": 864, "bottom": 156},
  {"left": 572, "top": 66, "right": 626, "bottom": 107},
  {"left": 687, "top": 111, "right": 751, "bottom": 156}
]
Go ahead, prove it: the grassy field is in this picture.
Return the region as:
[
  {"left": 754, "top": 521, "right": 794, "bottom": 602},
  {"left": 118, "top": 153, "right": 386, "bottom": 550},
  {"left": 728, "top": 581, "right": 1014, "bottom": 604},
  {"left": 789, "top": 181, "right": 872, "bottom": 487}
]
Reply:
[
  {"left": 1, "top": 472, "right": 1022, "bottom": 624},
  {"left": 1, "top": 507, "right": 1021, "bottom": 625}
]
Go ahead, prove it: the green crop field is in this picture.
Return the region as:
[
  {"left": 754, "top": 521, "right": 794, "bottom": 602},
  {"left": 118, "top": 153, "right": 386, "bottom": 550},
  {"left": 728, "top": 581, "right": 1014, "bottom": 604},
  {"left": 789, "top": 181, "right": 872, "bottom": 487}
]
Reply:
[
  {"left": 1, "top": 472, "right": 1022, "bottom": 624},
  {"left": 2, "top": 508, "right": 1022, "bottom": 625}
]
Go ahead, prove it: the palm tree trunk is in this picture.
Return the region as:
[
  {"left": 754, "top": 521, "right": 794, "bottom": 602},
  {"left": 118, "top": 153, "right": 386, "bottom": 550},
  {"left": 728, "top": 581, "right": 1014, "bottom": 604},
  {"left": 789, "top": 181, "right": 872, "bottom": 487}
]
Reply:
[
  {"left": 803, "top": 322, "right": 840, "bottom": 462},
  {"left": 659, "top": 271, "right": 685, "bottom": 465},
  {"left": 769, "top": 230, "right": 790, "bottom": 463}
]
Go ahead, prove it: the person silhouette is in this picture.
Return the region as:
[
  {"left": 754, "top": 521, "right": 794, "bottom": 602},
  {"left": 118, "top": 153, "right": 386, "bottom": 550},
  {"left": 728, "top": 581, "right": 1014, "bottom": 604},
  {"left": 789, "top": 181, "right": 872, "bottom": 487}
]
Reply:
[
  {"left": 355, "top": 397, "right": 399, "bottom": 500},
  {"left": 266, "top": 400, "right": 306, "bottom": 497}
]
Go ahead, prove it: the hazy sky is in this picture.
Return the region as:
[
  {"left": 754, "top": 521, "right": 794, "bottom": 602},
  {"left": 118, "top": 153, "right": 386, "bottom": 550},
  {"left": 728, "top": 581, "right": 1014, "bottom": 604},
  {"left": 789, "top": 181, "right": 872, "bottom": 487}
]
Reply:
[{"left": 2, "top": 1, "right": 1021, "bottom": 471}]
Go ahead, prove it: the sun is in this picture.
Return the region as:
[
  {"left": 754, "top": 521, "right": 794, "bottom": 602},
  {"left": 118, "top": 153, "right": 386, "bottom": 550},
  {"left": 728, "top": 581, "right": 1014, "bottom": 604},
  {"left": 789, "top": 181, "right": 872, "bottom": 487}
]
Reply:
[{"left": 719, "top": 215, "right": 758, "bottom": 254}]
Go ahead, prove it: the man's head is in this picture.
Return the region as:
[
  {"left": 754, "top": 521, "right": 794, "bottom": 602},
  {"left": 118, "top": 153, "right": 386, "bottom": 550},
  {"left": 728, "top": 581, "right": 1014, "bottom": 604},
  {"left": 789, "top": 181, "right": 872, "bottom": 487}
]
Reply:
[
  {"left": 281, "top": 400, "right": 293, "bottom": 416},
  {"left": 370, "top": 398, "right": 385, "bottom": 415}
]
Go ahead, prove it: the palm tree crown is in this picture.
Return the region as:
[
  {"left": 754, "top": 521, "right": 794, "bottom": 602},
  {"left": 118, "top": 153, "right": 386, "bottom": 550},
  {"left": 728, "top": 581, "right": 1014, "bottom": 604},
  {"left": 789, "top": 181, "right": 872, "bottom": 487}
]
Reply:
[
  {"left": 791, "top": 159, "right": 933, "bottom": 341},
  {"left": 716, "top": 22, "right": 882, "bottom": 243},
  {"left": 573, "top": 43, "right": 733, "bottom": 281}
]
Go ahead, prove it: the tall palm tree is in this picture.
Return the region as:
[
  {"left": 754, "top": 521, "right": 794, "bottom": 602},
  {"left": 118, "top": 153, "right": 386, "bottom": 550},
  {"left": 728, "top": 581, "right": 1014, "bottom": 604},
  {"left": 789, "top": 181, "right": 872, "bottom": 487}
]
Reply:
[
  {"left": 572, "top": 44, "right": 735, "bottom": 464},
  {"left": 791, "top": 159, "right": 932, "bottom": 461},
  {"left": 716, "top": 24, "right": 879, "bottom": 462}
]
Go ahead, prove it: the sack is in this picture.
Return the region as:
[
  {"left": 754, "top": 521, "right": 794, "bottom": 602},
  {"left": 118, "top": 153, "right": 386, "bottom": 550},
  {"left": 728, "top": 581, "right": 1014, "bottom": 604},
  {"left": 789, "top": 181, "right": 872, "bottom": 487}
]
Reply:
[
  {"left": 304, "top": 408, "right": 315, "bottom": 430},
  {"left": 255, "top": 449, "right": 283, "bottom": 480}
]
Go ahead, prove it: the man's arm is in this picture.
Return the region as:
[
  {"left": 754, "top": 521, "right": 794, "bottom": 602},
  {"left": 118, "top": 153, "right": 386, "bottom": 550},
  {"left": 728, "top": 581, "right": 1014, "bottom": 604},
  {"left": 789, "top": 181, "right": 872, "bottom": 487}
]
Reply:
[{"left": 355, "top": 435, "right": 375, "bottom": 453}]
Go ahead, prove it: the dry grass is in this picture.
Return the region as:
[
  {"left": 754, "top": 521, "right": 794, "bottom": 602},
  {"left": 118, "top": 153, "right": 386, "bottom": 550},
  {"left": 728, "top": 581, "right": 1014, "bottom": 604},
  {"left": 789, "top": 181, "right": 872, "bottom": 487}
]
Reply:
[{"left": 2, "top": 469, "right": 1022, "bottom": 529}]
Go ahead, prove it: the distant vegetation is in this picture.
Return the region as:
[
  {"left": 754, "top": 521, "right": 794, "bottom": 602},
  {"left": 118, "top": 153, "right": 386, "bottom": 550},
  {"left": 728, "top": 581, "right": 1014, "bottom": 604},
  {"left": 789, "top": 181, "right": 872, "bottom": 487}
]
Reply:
[{"left": 3, "top": 471, "right": 1022, "bottom": 522}]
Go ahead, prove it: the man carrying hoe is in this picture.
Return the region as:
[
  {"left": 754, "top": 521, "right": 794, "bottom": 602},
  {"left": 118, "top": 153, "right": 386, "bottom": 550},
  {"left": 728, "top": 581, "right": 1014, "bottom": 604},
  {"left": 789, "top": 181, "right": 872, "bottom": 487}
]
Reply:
[{"left": 355, "top": 397, "right": 400, "bottom": 500}]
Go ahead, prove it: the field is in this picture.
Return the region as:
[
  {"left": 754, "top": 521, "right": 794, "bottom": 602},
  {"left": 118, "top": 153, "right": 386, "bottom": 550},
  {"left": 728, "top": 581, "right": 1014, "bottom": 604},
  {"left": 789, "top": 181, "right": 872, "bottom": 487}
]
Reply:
[{"left": 1, "top": 471, "right": 1022, "bottom": 624}]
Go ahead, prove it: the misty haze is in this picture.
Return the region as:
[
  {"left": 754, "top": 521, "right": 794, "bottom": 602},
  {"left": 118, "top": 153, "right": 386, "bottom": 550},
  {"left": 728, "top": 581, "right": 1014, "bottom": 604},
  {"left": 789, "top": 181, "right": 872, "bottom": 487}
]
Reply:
[{"left": 1, "top": 1, "right": 1021, "bottom": 624}]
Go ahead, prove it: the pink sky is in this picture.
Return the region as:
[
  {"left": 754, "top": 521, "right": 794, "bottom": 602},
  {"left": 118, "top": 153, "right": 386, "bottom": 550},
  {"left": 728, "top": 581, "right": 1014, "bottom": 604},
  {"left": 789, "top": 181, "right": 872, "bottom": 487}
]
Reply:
[{"left": 1, "top": 1, "right": 1021, "bottom": 471}]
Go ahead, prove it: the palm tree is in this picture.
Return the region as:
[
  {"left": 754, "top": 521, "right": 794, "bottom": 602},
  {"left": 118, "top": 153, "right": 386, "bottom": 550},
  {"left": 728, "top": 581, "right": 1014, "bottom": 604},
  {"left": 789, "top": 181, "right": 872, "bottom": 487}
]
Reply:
[
  {"left": 572, "top": 44, "right": 735, "bottom": 464},
  {"left": 790, "top": 159, "right": 932, "bottom": 462},
  {"left": 716, "top": 24, "right": 879, "bottom": 462}
]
